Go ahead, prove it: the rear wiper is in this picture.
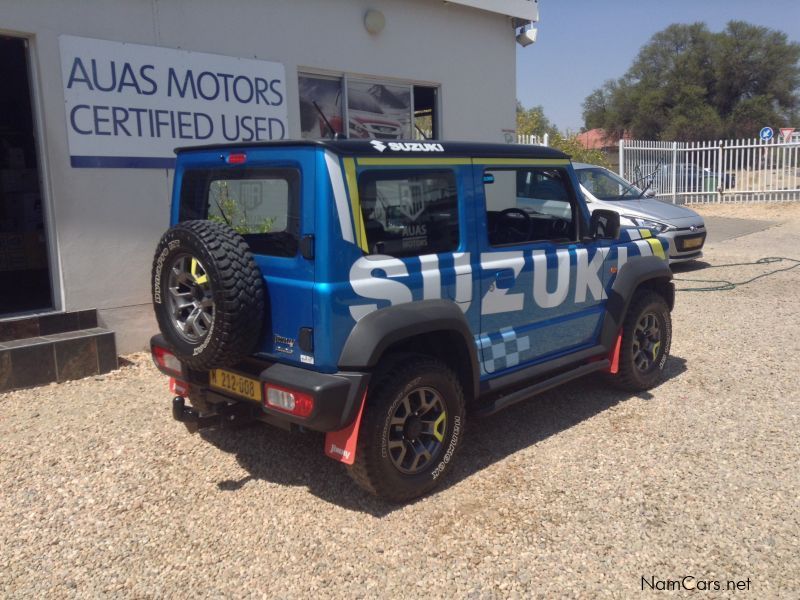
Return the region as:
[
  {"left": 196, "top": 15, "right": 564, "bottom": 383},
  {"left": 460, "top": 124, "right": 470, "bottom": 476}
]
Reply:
[{"left": 213, "top": 197, "right": 231, "bottom": 226}]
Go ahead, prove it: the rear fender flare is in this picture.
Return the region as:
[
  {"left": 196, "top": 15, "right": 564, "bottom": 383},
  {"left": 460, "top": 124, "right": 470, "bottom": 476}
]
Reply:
[{"left": 337, "top": 299, "right": 479, "bottom": 400}]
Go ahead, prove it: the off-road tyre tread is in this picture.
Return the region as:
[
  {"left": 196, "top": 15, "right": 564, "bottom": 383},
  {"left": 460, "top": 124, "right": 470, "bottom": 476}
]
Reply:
[
  {"left": 348, "top": 355, "right": 465, "bottom": 503},
  {"left": 613, "top": 290, "right": 671, "bottom": 392},
  {"left": 152, "top": 220, "right": 265, "bottom": 370}
]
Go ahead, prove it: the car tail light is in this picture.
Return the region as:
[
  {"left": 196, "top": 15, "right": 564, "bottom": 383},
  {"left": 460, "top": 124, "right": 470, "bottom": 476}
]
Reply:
[
  {"left": 170, "top": 377, "right": 189, "bottom": 396},
  {"left": 263, "top": 384, "right": 314, "bottom": 418},
  {"left": 152, "top": 346, "right": 182, "bottom": 375},
  {"left": 226, "top": 153, "right": 247, "bottom": 164}
]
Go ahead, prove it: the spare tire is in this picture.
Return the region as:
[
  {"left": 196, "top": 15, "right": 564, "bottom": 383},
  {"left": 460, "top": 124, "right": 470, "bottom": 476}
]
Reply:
[{"left": 152, "top": 220, "right": 265, "bottom": 370}]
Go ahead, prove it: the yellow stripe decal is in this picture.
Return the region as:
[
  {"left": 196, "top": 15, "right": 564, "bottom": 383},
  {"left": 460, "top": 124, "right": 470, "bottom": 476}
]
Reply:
[
  {"left": 639, "top": 228, "right": 652, "bottom": 238},
  {"left": 646, "top": 237, "right": 666, "bottom": 260},
  {"left": 343, "top": 158, "right": 368, "bottom": 252},
  {"left": 473, "top": 158, "right": 570, "bottom": 166},
  {"left": 356, "top": 157, "right": 569, "bottom": 167},
  {"left": 356, "top": 157, "right": 472, "bottom": 166}
]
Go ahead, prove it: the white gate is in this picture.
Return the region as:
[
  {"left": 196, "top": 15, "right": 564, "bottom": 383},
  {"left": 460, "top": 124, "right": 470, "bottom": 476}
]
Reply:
[
  {"left": 620, "top": 136, "right": 800, "bottom": 204},
  {"left": 517, "top": 133, "right": 549, "bottom": 146}
]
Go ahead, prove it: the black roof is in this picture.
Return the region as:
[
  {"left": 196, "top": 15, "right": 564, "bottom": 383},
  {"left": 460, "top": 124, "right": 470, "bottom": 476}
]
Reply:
[{"left": 175, "top": 139, "right": 568, "bottom": 160}]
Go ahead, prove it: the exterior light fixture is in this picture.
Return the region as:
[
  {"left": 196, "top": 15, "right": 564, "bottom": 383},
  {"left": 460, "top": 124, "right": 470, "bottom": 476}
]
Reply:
[
  {"left": 364, "top": 9, "right": 386, "bottom": 35},
  {"left": 516, "top": 23, "right": 538, "bottom": 47}
]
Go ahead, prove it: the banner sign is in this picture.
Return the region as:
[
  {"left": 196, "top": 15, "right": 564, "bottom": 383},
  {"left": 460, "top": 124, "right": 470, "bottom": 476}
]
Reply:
[{"left": 58, "top": 35, "right": 288, "bottom": 168}]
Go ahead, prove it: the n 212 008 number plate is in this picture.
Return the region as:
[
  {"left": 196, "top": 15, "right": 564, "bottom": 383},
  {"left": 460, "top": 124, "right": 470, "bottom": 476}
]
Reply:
[{"left": 209, "top": 369, "right": 262, "bottom": 402}]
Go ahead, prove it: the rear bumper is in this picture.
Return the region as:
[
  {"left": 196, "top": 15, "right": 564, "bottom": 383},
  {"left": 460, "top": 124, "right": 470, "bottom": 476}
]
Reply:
[{"left": 150, "top": 334, "right": 369, "bottom": 432}]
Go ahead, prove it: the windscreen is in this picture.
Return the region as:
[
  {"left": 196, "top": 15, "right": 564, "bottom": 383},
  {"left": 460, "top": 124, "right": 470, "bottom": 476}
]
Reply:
[{"left": 577, "top": 167, "right": 643, "bottom": 201}]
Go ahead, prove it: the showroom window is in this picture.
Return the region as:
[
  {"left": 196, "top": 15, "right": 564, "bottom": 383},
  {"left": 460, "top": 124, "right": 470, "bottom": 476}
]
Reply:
[{"left": 299, "top": 73, "right": 438, "bottom": 140}]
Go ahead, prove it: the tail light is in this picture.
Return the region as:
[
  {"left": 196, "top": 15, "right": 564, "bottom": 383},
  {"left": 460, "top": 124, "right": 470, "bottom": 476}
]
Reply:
[
  {"left": 152, "top": 346, "right": 182, "bottom": 376},
  {"left": 263, "top": 384, "right": 314, "bottom": 418}
]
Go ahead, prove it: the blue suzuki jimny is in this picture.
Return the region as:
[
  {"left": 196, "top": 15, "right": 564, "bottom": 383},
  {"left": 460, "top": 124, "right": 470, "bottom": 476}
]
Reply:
[{"left": 151, "top": 140, "right": 674, "bottom": 502}]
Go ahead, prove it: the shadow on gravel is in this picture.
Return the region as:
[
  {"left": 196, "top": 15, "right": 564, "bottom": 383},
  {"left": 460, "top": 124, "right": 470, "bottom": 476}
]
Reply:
[
  {"left": 201, "top": 355, "right": 687, "bottom": 516},
  {"left": 671, "top": 260, "right": 711, "bottom": 273}
]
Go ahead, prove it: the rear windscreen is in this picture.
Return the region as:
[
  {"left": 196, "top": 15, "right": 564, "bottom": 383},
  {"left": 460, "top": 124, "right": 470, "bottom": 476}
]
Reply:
[{"left": 179, "top": 168, "right": 300, "bottom": 257}]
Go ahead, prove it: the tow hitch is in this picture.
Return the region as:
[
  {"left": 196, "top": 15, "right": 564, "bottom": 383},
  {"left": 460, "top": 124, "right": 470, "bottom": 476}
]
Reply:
[{"left": 171, "top": 396, "right": 255, "bottom": 433}]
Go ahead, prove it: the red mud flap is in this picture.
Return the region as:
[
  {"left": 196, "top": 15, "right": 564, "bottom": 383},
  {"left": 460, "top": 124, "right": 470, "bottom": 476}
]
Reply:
[
  {"left": 608, "top": 331, "right": 622, "bottom": 375},
  {"left": 324, "top": 391, "right": 367, "bottom": 465}
]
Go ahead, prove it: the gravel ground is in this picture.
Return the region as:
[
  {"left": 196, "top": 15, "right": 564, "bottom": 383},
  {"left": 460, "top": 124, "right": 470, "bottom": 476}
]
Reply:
[{"left": 2, "top": 203, "right": 799, "bottom": 598}]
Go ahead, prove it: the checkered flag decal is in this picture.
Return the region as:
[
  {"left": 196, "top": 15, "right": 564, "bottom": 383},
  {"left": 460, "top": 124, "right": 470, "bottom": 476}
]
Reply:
[{"left": 477, "top": 327, "right": 531, "bottom": 374}]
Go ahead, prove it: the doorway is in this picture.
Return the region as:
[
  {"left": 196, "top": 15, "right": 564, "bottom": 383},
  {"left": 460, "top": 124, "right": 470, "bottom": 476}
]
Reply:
[{"left": 0, "top": 35, "right": 52, "bottom": 315}]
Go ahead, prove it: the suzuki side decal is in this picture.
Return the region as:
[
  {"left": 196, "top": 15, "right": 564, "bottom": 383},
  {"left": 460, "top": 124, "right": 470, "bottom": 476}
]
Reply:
[
  {"left": 481, "top": 252, "right": 526, "bottom": 315},
  {"left": 532, "top": 249, "right": 570, "bottom": 308},
  {"left": 346, "top": 235, "right": 666, "bottom": 321},
  {"left": 349, "top": 256, "right": 412, "bottom": 321}
]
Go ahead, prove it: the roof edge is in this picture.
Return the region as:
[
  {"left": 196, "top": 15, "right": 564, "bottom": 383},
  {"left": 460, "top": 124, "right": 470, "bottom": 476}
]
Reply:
[
  {"left": 174, "top": 139, "right": 568, "bottom": 160},
  {"left": 437, "top": 0, "right": 539, "bottom": 21}
]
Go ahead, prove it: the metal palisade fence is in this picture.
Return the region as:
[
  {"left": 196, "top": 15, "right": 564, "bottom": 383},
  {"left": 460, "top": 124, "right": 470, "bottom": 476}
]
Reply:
[
  {"left": 619, "top": 136, "right": 800, "bottom": 204},
  {"left": 517, "top": 133, "right": 549, "bottom": 146}
]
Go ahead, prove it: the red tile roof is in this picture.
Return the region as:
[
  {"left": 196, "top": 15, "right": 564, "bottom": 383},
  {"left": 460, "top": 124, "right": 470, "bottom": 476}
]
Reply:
[{"left": 576, "top": 129, "right": 631, "bottom": 149}]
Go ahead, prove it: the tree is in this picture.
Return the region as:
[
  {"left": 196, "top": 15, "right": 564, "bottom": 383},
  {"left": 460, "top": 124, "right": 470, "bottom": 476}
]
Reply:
[
  {"left": 516, "top": 101, "right": 557, "bottom": 137},
  {"left": 516, "top": 101, "right": 610, "bottom": 166},
  {"left": 582, "top": 21, "right": 800, "bottom": 140},
  {"left": 548, "top": 132, "right": 610, "bottom": 167}
]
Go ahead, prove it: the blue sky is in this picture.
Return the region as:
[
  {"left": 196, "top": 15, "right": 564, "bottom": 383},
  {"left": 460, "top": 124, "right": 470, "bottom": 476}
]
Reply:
[{"left": 516, "top": 0, "right": 800, "bottom": 133}]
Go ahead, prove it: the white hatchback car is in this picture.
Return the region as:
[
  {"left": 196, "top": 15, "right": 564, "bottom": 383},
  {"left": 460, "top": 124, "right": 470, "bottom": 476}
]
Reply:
[{"left": 573, "top": 163, "right": 706, "bottom": 263}]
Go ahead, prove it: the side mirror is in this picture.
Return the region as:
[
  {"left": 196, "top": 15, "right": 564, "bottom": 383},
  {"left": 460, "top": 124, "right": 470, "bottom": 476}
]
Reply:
[
  {"left": 644, "top": 189, "right": 656, "bottom": 198},
  {"left": 590, "top": 209, "right": 621, "bottom": 240}
]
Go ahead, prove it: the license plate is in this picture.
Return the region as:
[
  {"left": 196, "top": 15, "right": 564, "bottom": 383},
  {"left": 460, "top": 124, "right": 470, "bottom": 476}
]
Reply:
[
  {"left": 209, "top": 369, "right": 262, "bottom": 402},
  {"left": 682, "top": 236, "right": 704, "bottom": 249}
]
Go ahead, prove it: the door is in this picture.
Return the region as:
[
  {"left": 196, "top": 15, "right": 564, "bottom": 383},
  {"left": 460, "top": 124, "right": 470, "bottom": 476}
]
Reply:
[
  {"left": 0, "top": 36, "right": 52, "bottom": 315},
  {"left": 474, "top": 161, "right": 612, "bottom": 376},
  {"left": 174, "top": 146, "right": 316, "bottom": 366}
]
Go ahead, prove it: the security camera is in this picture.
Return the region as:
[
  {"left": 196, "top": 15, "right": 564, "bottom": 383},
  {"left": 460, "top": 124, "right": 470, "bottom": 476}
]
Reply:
[{"left": 516, "top": 26, "right": 538, "bottom": 47}]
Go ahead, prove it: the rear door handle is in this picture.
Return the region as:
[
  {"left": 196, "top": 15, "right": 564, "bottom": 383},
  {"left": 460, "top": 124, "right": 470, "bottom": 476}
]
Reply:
[{"left": 495, "top": 269, "right": 515, "bottom": 289}]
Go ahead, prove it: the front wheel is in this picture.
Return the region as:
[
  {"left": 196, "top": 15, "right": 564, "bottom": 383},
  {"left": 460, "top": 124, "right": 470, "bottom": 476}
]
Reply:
[
  {"left": 348, "top": 356, "right": 465, "bottom": 503},
  {"left": 614, "top": 291, "right": 672, "bottom": 392}
]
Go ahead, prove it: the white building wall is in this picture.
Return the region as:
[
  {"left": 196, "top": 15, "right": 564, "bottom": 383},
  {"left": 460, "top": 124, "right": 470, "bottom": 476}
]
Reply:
[{"left": 0, "top": 0, "right": 516, "bottom": 352}]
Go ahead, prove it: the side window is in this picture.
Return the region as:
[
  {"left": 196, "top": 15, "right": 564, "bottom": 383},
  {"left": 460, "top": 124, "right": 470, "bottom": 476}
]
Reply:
[
  {"left": 357, "top": 170, "right": 459, "bottom": 257},
  {"left": 484, "top": 167, "right": 575, "bottom": 246},
  {"left": 179, "top": 168, "right": 300, "bottom": 257}
]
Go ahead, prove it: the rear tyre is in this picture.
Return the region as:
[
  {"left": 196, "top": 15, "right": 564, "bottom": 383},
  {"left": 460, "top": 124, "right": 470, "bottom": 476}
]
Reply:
[
  {"left": 613, "top": 290, "right": 672, "bottom": 392},
  {"left": 152, "top": 220, "right": 265, "bottom": 370},
  {"left": 348, "top": 356, "right": 465, "bottom": 503}
]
